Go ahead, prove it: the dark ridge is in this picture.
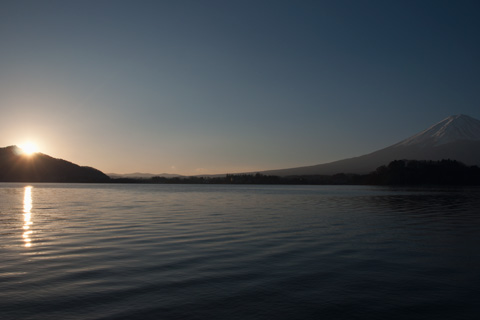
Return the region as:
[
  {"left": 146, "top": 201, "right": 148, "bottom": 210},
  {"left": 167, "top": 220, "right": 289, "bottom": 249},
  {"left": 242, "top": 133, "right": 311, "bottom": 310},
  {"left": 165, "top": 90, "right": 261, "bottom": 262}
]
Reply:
[{"left": 0, "top": 146, "right": 110, "bottom": 183}]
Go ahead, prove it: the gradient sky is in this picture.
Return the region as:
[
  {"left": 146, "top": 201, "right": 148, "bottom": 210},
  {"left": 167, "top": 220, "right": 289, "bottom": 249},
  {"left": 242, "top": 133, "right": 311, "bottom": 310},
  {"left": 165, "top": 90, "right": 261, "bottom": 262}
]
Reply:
[{"left": 1, "top": 0, "right": 480, "bottom": 175}]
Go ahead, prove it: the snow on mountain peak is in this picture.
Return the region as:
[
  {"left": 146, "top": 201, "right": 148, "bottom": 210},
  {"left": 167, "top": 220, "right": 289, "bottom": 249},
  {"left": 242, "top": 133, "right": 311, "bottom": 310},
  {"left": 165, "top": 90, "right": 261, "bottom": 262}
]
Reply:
[{"left": 396, "top": 114, "right": 480, "bottom": 147}]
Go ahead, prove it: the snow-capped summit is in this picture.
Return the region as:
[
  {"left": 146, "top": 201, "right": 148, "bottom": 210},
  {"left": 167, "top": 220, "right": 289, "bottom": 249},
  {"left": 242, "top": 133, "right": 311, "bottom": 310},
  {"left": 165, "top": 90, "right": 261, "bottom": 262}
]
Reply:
[
  {"left": 261, "top": 114, "right": 480, "bottom": 176},
  {"left": 396, "top": 114, "right": 480, "bottom": 147}
]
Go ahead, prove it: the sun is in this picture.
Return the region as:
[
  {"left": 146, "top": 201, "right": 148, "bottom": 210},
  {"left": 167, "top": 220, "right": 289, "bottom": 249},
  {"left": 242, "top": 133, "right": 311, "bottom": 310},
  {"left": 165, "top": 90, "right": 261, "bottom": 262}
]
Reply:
[{"left": 19, "top": 142, "right": 38, "bottom": 155}]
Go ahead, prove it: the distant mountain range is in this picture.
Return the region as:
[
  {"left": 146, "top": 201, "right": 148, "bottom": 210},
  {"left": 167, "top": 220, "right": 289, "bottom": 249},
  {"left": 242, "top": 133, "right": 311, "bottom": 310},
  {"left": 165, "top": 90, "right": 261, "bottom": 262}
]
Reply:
[
  {"left": 108, "top": 172, "right": 183, "bottom": 179},
  {"left": 260, "top": 114, "right": 480, "bottom": 176},
  {"left": 2, "top": 115, "right": 480, "bottom": 182},
  {"left": 0, "top": 146, "right": 110, "bottom": 182}
]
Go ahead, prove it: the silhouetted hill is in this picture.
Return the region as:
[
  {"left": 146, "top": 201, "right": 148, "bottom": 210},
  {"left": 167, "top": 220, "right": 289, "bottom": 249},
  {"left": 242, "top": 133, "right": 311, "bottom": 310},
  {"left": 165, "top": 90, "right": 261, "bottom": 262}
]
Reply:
[
  {"left": 0, "top": 146, "right": 110, "bottom": 182},
  {"left": 261, "top": 115, "right": 480, "bottom": 176}
]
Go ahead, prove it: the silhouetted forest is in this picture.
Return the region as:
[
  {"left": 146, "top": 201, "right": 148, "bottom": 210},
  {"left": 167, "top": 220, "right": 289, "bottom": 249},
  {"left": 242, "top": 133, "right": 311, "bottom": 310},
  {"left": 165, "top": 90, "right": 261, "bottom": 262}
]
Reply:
[
  {"left": 364, "top": 159, "right": 480, "bottom": 185},
  {"left": 110, "top": 160, "right": 480, "bottom": 186}
]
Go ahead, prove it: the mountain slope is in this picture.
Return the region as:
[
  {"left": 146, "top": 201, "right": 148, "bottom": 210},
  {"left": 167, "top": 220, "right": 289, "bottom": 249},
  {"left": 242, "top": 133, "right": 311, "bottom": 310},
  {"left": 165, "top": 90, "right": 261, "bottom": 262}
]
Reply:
[
  {"left": 262, "top": 115, "right": 480, "bottom": 176},
  {"left": 0, "top": 146, "right": 110, "bottom": 182},
  {"left": 394, "top": 114, "right": 480, "bottom": 147}
]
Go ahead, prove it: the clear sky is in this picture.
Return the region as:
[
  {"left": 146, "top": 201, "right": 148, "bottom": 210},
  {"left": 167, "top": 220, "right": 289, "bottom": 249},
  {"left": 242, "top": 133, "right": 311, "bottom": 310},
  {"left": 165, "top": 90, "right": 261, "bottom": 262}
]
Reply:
[{"left": 1, "top": 0, "right": 480, "bottom": 175}]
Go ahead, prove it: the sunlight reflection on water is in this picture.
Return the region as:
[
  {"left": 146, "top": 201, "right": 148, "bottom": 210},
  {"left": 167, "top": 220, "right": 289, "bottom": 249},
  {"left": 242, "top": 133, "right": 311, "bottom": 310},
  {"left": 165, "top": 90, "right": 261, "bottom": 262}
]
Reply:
[{"left": 23, "top": 186, "right": 33, "bottom": 247}]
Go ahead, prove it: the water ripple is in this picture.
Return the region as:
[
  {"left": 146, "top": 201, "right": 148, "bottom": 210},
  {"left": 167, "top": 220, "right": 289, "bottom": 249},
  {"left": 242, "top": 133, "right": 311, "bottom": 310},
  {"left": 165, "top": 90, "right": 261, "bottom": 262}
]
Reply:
[{"left": 1, "top": 184, "right": 480, "bottom": 319}]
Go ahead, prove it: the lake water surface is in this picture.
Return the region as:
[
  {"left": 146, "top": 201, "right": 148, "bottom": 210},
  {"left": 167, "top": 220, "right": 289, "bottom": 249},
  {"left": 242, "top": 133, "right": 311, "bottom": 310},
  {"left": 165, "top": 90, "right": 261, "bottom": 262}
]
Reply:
[{"left": 1, "top": 183, "right": 479, "bottom": 319}]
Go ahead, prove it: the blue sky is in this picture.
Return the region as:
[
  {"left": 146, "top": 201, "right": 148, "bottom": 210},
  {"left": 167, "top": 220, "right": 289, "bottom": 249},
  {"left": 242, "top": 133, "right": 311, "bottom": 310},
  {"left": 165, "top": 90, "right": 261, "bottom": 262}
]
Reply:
[{"left": 1, "top": 0, "right": 479, "bottom": 174}]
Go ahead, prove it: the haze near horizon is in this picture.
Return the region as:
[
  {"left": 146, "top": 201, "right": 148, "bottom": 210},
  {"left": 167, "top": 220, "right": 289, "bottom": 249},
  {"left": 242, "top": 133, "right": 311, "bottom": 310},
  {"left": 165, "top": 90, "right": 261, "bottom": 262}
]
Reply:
[{"left": 1, "top": 0, "right": 480, "bottom": 175}]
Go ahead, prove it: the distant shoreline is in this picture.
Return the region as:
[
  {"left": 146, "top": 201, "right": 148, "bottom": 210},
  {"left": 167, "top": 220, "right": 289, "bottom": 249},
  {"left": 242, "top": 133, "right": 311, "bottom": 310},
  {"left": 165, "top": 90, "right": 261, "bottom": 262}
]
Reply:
[{"left": 103, "top": 159, "right": 480, "bottom": 186}]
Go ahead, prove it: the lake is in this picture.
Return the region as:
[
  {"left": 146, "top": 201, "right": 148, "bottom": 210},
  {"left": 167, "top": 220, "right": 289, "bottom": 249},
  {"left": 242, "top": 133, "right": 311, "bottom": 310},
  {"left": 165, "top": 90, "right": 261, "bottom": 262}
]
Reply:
[{"left": 1, "top": 183, "right": 479, "bottom": 319}]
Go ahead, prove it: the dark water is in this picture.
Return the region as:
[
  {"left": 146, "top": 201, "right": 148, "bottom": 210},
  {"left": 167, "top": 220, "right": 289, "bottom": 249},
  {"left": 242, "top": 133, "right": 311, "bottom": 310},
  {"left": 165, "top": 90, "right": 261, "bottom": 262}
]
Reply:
[{"left": 1, "top": 183, "right": 479, "bottom": 320}]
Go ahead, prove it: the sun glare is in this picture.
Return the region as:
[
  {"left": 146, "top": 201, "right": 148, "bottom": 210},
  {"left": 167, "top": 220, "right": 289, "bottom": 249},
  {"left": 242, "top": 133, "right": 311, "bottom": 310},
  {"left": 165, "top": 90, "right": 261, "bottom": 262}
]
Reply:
[{"left": 19, "top": 142, "right": 38, "bottom": 155}]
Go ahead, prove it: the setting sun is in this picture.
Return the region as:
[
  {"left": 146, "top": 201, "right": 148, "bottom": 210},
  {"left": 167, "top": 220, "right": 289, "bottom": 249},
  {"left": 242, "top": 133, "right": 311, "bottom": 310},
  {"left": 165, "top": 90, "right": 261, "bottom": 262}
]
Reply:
[{"left": 19, "top": 142, "right": 38, "bottom": 155}]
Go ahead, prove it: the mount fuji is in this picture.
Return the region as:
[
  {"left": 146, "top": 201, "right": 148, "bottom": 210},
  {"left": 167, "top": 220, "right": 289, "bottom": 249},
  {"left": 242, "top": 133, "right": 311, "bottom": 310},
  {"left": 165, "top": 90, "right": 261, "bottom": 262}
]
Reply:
[{"left": 262, "top": 115, "right": 480, "bottom": 176}]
